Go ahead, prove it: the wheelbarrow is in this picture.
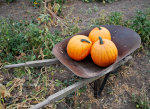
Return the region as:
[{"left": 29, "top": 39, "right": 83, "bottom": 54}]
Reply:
[
  {"left": 53, "top": 25, "right": 141, "bottom": 78},
  {"left": 29, "top": 25, "right": 141, "bottom": 109},
  {"left": 52, "top": 24, "right": 141, "bottom": 96}
]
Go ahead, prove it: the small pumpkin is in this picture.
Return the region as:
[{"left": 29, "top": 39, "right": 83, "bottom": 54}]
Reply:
[
  {"left": 89, "top": 27, "right": 111, "bottom": 43},
  {"left": 91, "top": 36, "right": 118, "bottom": 67},
  {"left": 67, "top": 35, "right": 92, "bottom": 61}
]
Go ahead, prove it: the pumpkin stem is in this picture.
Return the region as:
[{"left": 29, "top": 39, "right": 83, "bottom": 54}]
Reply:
[
  {"left": 99, "top": 36, "right": 104, "bottom": 44},
  {"left": 98, "top": 27, "right": 102, "bottom": 30},
  {"left": 81, "top": 39, "right": 91, "bottom": 43}
]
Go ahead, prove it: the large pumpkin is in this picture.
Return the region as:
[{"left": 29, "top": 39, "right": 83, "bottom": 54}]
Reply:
[
  {"left": 67, "top": 35, "right": 92, "bottom": 61},
  {"left": 89, "top": 27, "right": 111, "bottom": 43},
  {"left": 91, "top": 36, "right": 118, "bottom": 67}
]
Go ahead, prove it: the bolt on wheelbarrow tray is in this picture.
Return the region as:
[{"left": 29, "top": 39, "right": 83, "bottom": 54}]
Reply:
[{"left": 52, "top": 25, "right": 141, "bottom": 78}]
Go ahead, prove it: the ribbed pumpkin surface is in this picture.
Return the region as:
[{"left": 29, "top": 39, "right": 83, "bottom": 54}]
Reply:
[
  {"left": 67, "top": 35, "right": 92, "bottom": 61},
  {"left": 91, "top": 38, "right": 118, "bottom": 67},
  {"left": 89, "top": 27, "right": 111, "bottom": 44}
]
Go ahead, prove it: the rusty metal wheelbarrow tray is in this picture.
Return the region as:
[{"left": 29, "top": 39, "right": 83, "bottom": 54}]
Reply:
[{"left": 52, "top": 25, "right": 141, "bottom": 78}]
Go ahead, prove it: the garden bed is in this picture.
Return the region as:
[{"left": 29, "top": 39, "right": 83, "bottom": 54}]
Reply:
[{"left": 0, "top": 0, "right": 150, "bottom": 109}]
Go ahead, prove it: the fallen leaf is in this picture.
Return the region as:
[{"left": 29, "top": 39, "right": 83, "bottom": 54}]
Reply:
[
  {"left": 53, "top": 3, "right": 60, "bottom": 14},
  {"left": 0, "top": 75, "right": 3, "bottom": 83},
  {"left": 0, "top": 84, "right": 10, "bottom": 98},
  {"left": 15, "top": 53, "right": 26, "bottom": 60},
  {"left": 40, "top": 48, "right": 45, "bottom": 60}
]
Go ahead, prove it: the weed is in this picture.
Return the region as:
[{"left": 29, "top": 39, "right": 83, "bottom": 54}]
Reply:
[
  {"left": 93, "top": 6, "right": 99, "bottom": 12},
  {"left": 92, "top": 8, "right": 150, "bottom": 45},
  {"left": 108, "top": 12, "right": 123, "bottom": 25},
  {"left": 0, "top": 2, "right": 150, "bottom": 109},
  {"left": 29, "top": 0, "right": 42, "bottom": 8},
  {"left": 0, "top": 19, "right": 29, "bottom": 63},
  {"left": 129, "top": 10, "right": 150, "bottom": 45},
  {"left": 82, "top": 0, "right": 93, "bottom": 3},
  {"left": 50, "top": 0, "right": 67, "bottom": 15},
  {"left": 37, "top": 14, "right": 51, "bottom": 25},
  {"left": 85, "top": 6, "right": 99, "bottom": 15},
  {"left": 5, "top": 0, "right": 15, "bottom": 3},
  {"left": 103, "top": 0, "right": 118, "bottom": 3},
  {"left": 82, "top": 0, "right": 119, "bottom": 4},
  {"left": 0, "top": 18, "right": 62, "bottom": 64},
  {"left": 131, "top": 93, "right": 150, "bottom": 109},
  {"left": 62, "top": 22, "right": 80, "bottom": 37},
  {"left": 92, "top": 11, "right": 123, "bottom": 26},
  {"left": 87, "top": 8, "right": 93, "bottom": 14}
]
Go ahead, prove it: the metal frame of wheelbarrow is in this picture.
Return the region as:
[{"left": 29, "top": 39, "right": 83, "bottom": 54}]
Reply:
[{"left": 4, "top": 25, "right": 141, "bottom": 109}]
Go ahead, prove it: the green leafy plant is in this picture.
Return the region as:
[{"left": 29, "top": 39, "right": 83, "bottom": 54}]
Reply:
[
  {"left": 47, "top": 0, "right": 67, "bottom": 16},
  {"left": 92, "top": 11, "right": 123, "bottom": 26},
  {"left": 129, "top": 10, "right": 150, "bottom": 45},
  {"left": 51, "top": 0, "right": 67, "bottom": 12},
  {"left": 82, "top": 0, "right": 93, "bottom": 3},
  {"left": 92, "top": 8, "right": 150, "bottom": 46},
  {"left": 82, "top": 0, "right": 119, "bottom": 3},
  {"left": 0, "top": 18, "right": 62, "bottom": 64},
  {"left": 0, "top": 19, "right": 29, "bottom": 62},
  {"left": 29, "top": 0, "right": 42, "bottom": 8},
  {"left": 102, "top": 0, "right": 118, "bottom": 3},
  {"left": 131, "top": 93, "right": 150, "bottom": 109},
  {"left": 62, "top": 24, "right": 80, "bottom": 36},
  {"left": 108, "top": 12, "right": 123, "bottom": 25},
  {"left": 5, "top": 0, "right": 15, "bottom": 3}
]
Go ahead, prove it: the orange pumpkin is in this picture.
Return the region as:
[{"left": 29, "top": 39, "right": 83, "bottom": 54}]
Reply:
[
  {"left": 67, "top": 35, "right": 92, "bottom": 61},
  {"left": 89, "top": 27, "right": 111, "bottom": 43},
  {"left": 91, "top": 36, "right": 118, "bottom": 67}
]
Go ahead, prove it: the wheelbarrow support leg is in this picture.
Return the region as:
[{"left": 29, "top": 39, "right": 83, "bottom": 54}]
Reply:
[{"left": 94, "top": 73, "right": 110, "bottom": 98}]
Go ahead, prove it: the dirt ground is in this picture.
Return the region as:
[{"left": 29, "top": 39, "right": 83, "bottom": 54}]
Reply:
[
  {"left": 86, "top": 49, "right": 150, "bottom": 109},
  {"left": 55, "top": 48, "right": 150, "bottom": 109},
  {"left": 0, "top": 0, "right": 150, "bottom": 109},
  {"left": 0, "top": 0, "right": 39, "bottom": 21},
  {"left": 62, "top": 0, "right": 150, "bottom": 27},
  {"left": 1, "top": 0, "right": 150, "bottom": 22}
]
